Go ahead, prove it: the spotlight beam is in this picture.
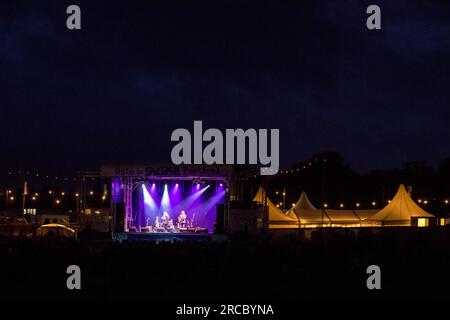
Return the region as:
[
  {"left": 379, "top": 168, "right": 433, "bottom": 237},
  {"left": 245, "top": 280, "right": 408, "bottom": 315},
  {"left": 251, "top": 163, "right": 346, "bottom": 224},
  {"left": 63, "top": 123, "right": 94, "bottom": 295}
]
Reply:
[
  {"left": 142, "top": 184, "right": 157, "bottom": 210},
  {"left": 160, "top": 184, "right": 172, "bottom": 212},
  {"left": 172, "top": 185, "right": 210, "bottom": 213}
]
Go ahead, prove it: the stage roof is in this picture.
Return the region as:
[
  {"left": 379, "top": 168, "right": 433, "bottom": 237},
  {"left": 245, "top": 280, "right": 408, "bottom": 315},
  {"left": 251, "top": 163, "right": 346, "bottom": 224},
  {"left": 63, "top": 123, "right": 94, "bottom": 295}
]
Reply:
[{"left": 100, "top": 164, "right": 233, "bottom": 179}]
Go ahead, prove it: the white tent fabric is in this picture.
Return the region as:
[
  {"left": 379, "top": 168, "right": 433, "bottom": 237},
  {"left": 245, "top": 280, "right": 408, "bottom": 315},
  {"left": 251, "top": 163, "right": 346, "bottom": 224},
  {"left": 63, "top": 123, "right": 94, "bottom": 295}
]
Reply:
[
  {"left": 370, "top": 184, "right": 434, "bottom": 225},
  {"left": 252, "top": 187, "right": 298, "bottom": 225},
  {"left": 287, "top": 191, "right": 318, "bottom": 220},
  {"left": 287, "top": 191, "right": 378, "bottom": 226},
  {"left": 251, "top": 185, "right": 433, "bottom": 228},
  {"left": 293, "top": 192, "right": 317, "bottom": 210},
  {"left": 295, "top": 209, "right": 331, "bottom": 225},
  {"left": 325, "top": 209, "right": 361, "bottom": 224},
  {"left": 353, "top": 209, "right": 379, "bottom": 221}
]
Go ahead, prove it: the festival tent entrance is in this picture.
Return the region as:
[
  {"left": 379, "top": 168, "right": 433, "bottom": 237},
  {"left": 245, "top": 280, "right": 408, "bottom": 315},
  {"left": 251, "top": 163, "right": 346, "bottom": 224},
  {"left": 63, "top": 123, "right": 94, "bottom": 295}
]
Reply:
[
  {"left": 252, "top": 187, "right": 299, "bottom": 228},
  {"left": 369, "top": 184, "right": 435, "bottom": 226}
]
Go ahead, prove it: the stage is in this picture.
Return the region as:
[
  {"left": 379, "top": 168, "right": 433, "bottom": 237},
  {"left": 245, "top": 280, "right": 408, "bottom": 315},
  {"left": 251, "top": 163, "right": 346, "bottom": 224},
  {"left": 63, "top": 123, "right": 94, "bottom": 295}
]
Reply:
[
  {"left": 114, "top": 231, "right": 213, "bottom": 242},
  {"left": 99, "top": 164, "right": 232, "bottom": 240}
]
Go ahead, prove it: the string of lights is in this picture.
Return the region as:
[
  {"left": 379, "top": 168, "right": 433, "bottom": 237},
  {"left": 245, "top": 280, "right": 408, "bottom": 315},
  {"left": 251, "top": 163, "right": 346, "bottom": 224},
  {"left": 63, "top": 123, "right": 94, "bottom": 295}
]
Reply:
[
  {"left": 232, "top": 156, "right": 325, "bottom": 180},
  {"left": 1, "top": 170, "right": 99, "bottom": 182}
]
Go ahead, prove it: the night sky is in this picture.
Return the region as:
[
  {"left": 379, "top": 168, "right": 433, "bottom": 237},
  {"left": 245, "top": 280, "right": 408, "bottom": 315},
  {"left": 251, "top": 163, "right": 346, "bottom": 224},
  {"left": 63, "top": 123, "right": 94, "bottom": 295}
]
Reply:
[{"left": 1, "top": 0, "right": 449, "bottom": 174}]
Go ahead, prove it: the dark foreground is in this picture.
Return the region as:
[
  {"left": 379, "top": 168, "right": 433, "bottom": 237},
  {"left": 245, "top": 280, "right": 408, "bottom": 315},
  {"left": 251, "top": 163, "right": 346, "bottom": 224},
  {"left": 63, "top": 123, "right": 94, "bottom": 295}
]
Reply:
[{"left": 1, "top": 227, "right": 449, "bottom": 300}]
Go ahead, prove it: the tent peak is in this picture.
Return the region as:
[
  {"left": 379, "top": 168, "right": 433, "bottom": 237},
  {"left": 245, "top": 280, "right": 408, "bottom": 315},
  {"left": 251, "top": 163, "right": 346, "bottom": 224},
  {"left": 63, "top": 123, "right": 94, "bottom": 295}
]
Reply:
[
  {"left": 291, "top": 191, "right": 317, "bottom": 211},
  {"left": 370, "top": 184, "right": 433, "bottom": 223}
]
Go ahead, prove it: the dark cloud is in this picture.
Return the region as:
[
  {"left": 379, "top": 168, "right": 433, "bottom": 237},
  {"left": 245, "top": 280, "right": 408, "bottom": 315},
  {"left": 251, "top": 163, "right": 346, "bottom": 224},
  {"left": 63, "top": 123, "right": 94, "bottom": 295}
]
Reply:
[{"left": 0, "top": 0, "right": 449, "bottom": 174}]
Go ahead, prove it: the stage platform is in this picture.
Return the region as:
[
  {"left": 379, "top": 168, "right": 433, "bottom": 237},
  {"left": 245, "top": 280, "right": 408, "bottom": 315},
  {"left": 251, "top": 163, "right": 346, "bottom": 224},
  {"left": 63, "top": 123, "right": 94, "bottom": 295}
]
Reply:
[{"left": 113, "top": 231, "right": 212, "bottom": 242}]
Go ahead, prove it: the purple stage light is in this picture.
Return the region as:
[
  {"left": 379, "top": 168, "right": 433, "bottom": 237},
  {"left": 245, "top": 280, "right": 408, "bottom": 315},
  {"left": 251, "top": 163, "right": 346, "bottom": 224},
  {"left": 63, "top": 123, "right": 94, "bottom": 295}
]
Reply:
[
  {"left": 160, "top": 184, "right": 171, "bottom": 212},
  {"left": 111, "top": 178, "right": 122, "bottom": 203},
  {"left": 187, "top": 189, "right": 225, "bottom": 232},
  {"left": 174, "top": 185, "right": 210, "bottom": 212},
  {"left": 142, "top": 184, "right": 157, "bottom": 210},
  {"left": 171, "top": 182, "right": 182, "bottom": 206},
  {"left": 138, "top": 181, "right": 221, "bottom": 234}
]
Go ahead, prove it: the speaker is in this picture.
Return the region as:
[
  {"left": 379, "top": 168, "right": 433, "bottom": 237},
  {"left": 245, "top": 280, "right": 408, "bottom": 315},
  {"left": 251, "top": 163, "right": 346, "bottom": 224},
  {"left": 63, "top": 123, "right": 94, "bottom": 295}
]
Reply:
[
  {"left": 215, "top": 204, "right": 225, "bottom": 233},
  {"left": 114, "top": 203, "right": 125, "bottom": 232}
]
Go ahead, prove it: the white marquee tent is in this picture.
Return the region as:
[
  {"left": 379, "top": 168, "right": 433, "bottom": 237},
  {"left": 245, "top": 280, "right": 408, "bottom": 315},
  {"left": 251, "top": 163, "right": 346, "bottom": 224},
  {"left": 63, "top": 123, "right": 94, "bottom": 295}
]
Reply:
[
  {"left": 252, "top": 185, "right": 434, "bottom": 228},
  {"left": 369, "top": 184, "right": 434, "bottom": 226},
  {"left": 252, "top": 187, "right": 299, "bottom": 228},
  {"left": 287, "top": 191, "right": 378, "bottom": 227}
]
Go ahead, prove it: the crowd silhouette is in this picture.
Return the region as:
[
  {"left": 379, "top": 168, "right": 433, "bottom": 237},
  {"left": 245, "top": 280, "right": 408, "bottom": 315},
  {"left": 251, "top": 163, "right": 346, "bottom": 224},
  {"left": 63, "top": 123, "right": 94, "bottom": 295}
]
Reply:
[{"left": 1, "top": 227, "right": 449, "bottom": 300}]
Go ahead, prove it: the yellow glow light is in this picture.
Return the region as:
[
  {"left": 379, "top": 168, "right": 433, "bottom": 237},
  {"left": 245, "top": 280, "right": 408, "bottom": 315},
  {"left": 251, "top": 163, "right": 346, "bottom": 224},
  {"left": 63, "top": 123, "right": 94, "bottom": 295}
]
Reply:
[{"left": 418, "top": 218, "right": 428, "bottom": 227}]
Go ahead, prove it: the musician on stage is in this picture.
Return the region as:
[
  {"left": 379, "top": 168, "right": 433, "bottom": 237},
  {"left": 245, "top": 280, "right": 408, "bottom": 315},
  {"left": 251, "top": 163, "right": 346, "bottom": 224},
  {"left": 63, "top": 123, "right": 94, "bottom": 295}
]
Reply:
[
  {"left": 178, "top": 210, "right": 187, "bottom": 228},
  {"left": 161, "top": 211, "right": 170, "bottom": 230},
  {"left": 168, "top": 219, "right": 174, "bottom": 232}
]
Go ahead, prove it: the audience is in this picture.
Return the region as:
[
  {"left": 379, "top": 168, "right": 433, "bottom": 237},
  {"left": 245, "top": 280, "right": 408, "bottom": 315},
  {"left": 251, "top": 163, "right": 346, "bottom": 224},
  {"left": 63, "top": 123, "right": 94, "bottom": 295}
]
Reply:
[{"left": 0, "top": 227, "right": 449, "bottom": 299}]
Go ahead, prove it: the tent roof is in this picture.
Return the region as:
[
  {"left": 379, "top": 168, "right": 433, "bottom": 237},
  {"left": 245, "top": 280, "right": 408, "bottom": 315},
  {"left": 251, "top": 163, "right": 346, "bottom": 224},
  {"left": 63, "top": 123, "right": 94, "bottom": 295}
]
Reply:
[
  {"left": 353, "top": 209, "right": 379, "bottom": 221},
  {"left": 253, "top": 187, "right": 298, "bottom": 223},
  {"left": 293, "top": 192, "right": 317, "bottom": 210},
  {"left": 370, "top": 184, "right": 434, "bottom": 222},
  {"left": 39, "top": 223, "right": 76, "bottom": 233},
  {"left": 285, "top": 191, "right": 328, "bottom": 224},
  {"left": 325, "top": 210, "right": 360, "bottom": 223},
  {"left": 287, "top": 191, "right": 318, "bottom": 220},
  {"left": 286, "top": 191, "right": 378, "bottom": 224},
  {"left": 294, "top": 209, "right": 330, "bottom": 224}
]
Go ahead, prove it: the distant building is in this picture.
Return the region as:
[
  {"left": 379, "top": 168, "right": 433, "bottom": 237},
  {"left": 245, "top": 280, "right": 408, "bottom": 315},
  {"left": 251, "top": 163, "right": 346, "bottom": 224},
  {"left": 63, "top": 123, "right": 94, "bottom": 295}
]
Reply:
[{"left": 79, "top": 208, "right": 110, "bottom": 232}]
